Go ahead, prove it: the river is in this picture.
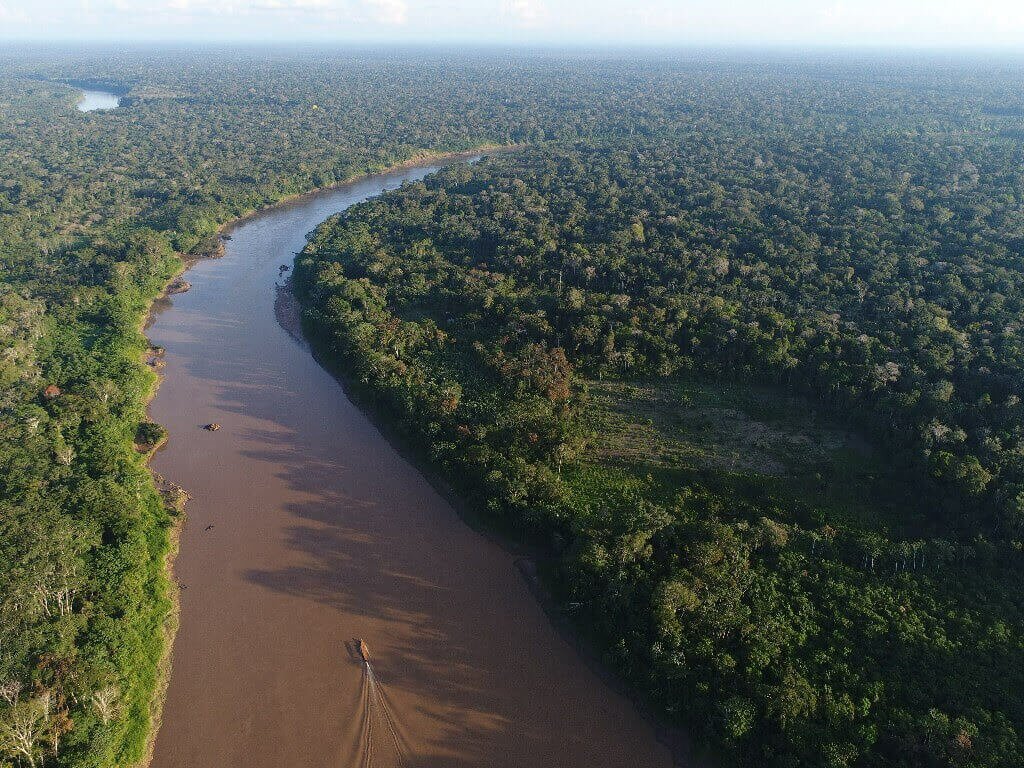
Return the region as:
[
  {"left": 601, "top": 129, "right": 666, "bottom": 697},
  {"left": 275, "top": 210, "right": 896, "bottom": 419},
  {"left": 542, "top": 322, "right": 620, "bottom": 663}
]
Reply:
[
  {"left": 146, "top": 160, "right": 681, "bottom": 768},
  {"left": 76, "top": 88, "right": 120, "bottom": 111}
]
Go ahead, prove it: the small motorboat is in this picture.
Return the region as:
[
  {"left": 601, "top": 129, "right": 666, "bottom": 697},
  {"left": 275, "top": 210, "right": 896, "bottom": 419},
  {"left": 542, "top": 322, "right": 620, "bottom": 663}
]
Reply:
[{"left": 358, "top": 639, "right": 371, "bottom": 664}]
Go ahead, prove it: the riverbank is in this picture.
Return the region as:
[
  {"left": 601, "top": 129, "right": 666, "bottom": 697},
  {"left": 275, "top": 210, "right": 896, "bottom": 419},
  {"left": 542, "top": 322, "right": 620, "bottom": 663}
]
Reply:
[
  {"left": 286, "top": 274, "right": 707, "bottom": 768},
  {"left": 142, "top": 154, "right": 674, "bottom": 768},
  {"left": 196, "top": 145, "right": 510, "bottom": 256},
  {"left": 134, "top": 146, "right": 510, "bottom": 768}
]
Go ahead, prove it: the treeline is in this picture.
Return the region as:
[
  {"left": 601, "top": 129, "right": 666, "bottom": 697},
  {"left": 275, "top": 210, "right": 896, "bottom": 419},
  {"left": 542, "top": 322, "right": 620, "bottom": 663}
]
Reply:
[
  {"left": 3, "top": 46, "right": 1024, "bottom": 766},
  {"left": 0, "top": 48, "right": 698, "bottom": 766},
  {"left": 295, "top": 140, "right": 1024, "bottom": 766}
]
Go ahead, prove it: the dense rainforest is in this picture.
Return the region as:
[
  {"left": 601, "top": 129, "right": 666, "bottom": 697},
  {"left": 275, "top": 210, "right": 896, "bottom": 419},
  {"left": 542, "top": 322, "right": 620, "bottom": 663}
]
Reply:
[
  {"left": 1, "top": 44, "right": 1024, "bottom": 767},
  {"left": 295, "top": 90, "right": 1024, "bottom": 766}
]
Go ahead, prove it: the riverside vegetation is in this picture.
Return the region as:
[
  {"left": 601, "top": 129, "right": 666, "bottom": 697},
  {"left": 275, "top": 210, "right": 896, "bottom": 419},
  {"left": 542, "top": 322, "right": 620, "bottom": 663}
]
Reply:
[
  {"left": 295, "top": 139, "right": 1024, "bottom": 765},
  {"left": 2, "top": 45, "right": 1024, "bottom": 767}
]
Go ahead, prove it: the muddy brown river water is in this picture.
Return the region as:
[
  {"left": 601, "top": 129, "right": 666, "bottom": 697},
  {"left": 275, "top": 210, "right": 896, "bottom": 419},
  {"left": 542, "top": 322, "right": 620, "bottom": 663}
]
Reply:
[{"left": 147, "top": 160, "right": 679, "bottom": 768}]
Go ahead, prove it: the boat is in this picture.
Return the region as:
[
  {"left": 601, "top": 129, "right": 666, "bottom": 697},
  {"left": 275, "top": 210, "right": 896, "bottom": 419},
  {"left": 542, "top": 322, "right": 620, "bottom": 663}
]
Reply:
[{"left": 358, "top": 639, "right": 371, "bottom": 664}]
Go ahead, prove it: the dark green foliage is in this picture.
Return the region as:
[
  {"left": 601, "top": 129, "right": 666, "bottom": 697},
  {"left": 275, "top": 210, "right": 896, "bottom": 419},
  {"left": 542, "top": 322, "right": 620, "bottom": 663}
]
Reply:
[
  {"left": 0, "top": 46, "right": 625, "bottom": 766},
  {"left": 296, "top": 134, "right": 1024, "bottom": 766},
  {"left": 134, "top": 422, "right": 166, "bottom": 449},
  {"left": 4, "top": 44, "right": 1024, "bottom": 767}
]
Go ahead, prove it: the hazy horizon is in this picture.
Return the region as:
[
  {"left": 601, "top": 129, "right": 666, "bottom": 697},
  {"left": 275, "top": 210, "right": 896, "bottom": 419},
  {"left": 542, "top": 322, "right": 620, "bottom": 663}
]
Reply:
[{"left": 3, "top": 0, "right": 1024, "bottom": 49}]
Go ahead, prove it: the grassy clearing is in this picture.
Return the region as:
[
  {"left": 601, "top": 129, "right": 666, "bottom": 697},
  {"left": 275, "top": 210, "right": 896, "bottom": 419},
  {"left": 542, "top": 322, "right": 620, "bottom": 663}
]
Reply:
[{"left": 572, "top": 377, "right": 919, "bottom": 532}]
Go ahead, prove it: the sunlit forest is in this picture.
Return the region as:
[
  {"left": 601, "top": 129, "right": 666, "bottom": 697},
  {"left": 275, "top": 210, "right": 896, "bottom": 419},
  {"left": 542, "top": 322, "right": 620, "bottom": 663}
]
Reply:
[{"left": 2, "top": 45, "right": 1024, "bottom": 766}]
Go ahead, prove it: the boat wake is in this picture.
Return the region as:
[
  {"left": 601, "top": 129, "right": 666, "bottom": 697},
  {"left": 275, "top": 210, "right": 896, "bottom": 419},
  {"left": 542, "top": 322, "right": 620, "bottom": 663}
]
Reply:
[{"left": 347, "top": 640, "right": 411, "bottom": 768}]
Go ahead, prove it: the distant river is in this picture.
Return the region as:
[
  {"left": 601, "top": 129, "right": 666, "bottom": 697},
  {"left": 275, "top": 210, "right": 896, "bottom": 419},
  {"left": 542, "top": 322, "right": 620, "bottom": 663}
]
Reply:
[
  {"left": 76, "top": 88, "right": 120, "bottom": 111},
  {"left": 146, "top": 159, "right": 687, "bottom": 768}
]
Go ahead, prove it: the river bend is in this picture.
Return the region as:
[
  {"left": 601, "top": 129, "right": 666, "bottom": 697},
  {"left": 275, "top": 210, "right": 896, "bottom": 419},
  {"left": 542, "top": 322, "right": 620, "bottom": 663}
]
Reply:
[{"left": 147, "top": 161, "right": 676, "bottom": 768}]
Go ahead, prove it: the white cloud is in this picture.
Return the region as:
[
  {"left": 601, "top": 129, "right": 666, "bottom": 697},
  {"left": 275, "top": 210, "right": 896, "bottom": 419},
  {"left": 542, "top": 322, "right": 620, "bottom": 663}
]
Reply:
[
  {"left": 0, "top": 0, "right": 29, "bottom": 21},
  {"left": 364, "top": 0, "right": 406, "bottom": 24},
  {"left": 3, "top": 0, "right": 1024, "bottom": 44},
  {"left": 813, "top": 0, "right": 1024, "bottom": 38},
  {"left": 501, "top": 0, "right": 547, "bottom": 28},
  {"left": 162, "top": 0, "right": 336, "bottom": 13},
  {"left": 109, "top": 0, "right": 406, "bottom": 25},
  {"left": 112, "top": 0, "right": 398, "bottom": 22}
]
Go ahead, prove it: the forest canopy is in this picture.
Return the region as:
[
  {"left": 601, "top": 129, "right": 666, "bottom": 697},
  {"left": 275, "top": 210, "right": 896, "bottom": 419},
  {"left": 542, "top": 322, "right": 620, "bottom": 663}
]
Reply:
[{"left": 2, "top": 45, "right": 1024, "bottom": 767}]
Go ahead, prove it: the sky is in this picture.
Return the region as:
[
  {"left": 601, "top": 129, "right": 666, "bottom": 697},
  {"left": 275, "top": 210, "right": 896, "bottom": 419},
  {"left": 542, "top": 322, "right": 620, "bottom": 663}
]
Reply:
[{"left": 2, "top": 0, "right": 1024, "bottom": 47}]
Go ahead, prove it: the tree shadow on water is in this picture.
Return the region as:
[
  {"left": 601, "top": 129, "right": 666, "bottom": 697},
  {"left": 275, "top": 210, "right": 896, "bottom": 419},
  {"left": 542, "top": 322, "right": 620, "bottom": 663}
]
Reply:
[{"left": 238, "top": 422, "right": 539, "bottom": 768}]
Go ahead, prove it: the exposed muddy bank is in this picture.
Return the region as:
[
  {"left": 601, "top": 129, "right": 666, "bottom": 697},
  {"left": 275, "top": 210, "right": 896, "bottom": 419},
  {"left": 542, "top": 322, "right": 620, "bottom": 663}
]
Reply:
[{"left": 145, "top": 158, "right": 679, "bottom": 768}]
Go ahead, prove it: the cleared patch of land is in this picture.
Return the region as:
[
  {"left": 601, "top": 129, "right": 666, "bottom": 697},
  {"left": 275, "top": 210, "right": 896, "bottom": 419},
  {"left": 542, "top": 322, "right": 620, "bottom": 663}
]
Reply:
[
  {"left": 573, "top": 378, "right": 917, "bottom": 531},
  {"left": 586, "top": 378, "right": 871, "bottom": 476}
]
